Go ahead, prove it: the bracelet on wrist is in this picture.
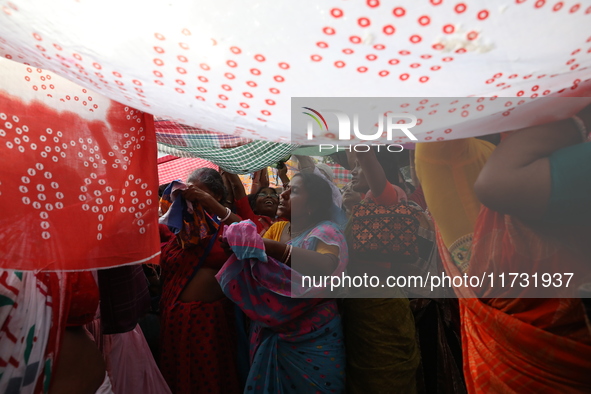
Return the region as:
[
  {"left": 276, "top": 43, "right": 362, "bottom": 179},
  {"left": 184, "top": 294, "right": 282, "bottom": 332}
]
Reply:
[
  {"left": 220, "top": 207, "right": 232, "bottom": 222},
  {"left": 279, "top": 245, "right": 289, "bottom": 262},
  {"left": 572, "top": 115, "right": 590, "bottom": 142},
  {"left": 280, "top": 244, "right": 293, "bottom": 263},
  {"left": 283, "top": 245, "right": 293, "bottom": 264}
]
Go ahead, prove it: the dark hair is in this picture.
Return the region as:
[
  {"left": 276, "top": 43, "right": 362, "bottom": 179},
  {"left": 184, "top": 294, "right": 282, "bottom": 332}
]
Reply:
[
  {"left": 186, "top": 168, "right": 227, "bottom": 202},
  {"left": 374, "top": 149, "right": 401, "bottom": 187},
  {"left": 248, "top": 186, "right": 277, "bottom": 213},
  {"left": 158, "top": 183, "right": 171, "bottom": 198},
  {"left": 292, "top": 172, "right": 333, "bottom": 224}
]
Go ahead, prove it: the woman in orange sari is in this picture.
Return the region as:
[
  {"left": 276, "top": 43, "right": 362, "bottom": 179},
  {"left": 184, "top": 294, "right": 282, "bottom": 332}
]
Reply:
[{"left": 415, "top": 104, "right": 591, "bottom": 392}]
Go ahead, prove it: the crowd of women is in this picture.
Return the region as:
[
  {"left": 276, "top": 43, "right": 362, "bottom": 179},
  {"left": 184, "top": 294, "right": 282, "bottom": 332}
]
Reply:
[
  {"left": 1, "top": 104, "right": 590, "bottom": 393},
  {"left": 153, "top": 104, "right": 591, "bottom": 394}
]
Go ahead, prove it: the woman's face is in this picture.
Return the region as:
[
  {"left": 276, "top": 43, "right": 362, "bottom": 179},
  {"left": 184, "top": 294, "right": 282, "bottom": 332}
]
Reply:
[
  {"left": 348, "top": 152, "right": 370, "bottom": 193},
  {"left": 342, "top": 182, "right": 362, "bottom": 211},
  {"left": 254, "top": 187, "right": 279, "bottom": 217},
  {"left": 287, "top": 176, "right": 310, "bottom": 219},
  {"left": 277, "top": 176, "right": 309, "bottom": 220},
  {"left": 277, "top": 186, "right": 291, "bottom": 220}
]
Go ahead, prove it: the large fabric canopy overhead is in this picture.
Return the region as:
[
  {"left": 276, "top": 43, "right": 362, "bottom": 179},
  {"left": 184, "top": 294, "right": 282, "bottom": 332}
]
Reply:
[
  {"left": 1, "top": 0, "right": 590, "bottom": 271},
  {"left": 0, "top": 0, "right": 590, "bottom": 145}
]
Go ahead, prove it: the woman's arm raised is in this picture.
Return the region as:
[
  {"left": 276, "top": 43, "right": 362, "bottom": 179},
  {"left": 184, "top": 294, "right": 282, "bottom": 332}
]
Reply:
[
  {"left": 354, "top": 149, "right": 388, "bottom": 197},
  {"left": 474, "top": 105, "right": 591, "bottom": 221}
]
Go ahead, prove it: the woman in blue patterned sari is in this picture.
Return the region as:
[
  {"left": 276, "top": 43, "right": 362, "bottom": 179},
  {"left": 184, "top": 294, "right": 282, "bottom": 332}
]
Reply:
[{"left": 217, "top": 172, "right": 347, "bottom": 393}]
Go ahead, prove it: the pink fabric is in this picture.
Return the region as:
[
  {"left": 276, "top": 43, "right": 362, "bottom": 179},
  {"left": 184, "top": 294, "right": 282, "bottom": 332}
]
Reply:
[
  {"left": 95, "top": 373, "right": 114, "bottom": 394},
  {"left": 87, "top": 321, "right": 171, "bottom": 394},
  {"left": 218, "top": 220, "right": 348, "bottom": 298},
  {"left": 158, "top": 155, "right": 218, "bottom": 185}
]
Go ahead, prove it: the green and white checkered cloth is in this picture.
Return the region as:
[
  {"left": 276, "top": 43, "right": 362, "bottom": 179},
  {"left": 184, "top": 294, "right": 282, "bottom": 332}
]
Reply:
[{"left": 156, "top": 120, "right": 296, "bottom": 174}]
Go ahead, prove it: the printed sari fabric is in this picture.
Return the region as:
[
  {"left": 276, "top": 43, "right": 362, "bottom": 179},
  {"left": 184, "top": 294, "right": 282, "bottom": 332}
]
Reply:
[
  {"left": 0, "top": 270, "right": 100, "bottom": 394},
  {"left": 159, "top": 236, "right": 241, "bottom": 394},
  {"left": 437, "top": 207, "right": 591, "bottom": 393},
  {"left": 0, "top": 270, "right": 60, "bottom": 394},
  {"left": 159, "top": 199, "right": 241, "bottom": 394},
  {"left": 417, "top": 138, "right": 591, "bottom": 392},
  {"left": 343, "top": 188, "right": 421, "bottom": 394},
  {"left": 159, "top": 181, "right": 215, "bottom": 248},
  {"left": 343, "top": 297, "right": 420, "bottom": 394},
  {"left": 216, "top": 220, "right": 347, "bottom": 394}
]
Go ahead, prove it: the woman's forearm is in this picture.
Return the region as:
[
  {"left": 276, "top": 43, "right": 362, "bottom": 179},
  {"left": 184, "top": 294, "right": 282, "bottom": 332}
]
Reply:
[
  {"left": 295, "top": 155, "right": 315, "bottom": 172},
  {"left": 475, "top": 110, "right": 590, "bottom": 220},
  {"left": 356, "top": 150, "right": 387, "bottom": 197},
  {"left": 262, "top": 238, "right": 338, "bottom": 276},
  {"left": 291, "top": 247, "right": 339, "bottom": 277},
  {"left": 226, "top": 172, "right": 247, "bottom": 200},
  {"left": 279, "top": 172, "right": 290, "bottom": 185},
  {"left": 202, "top": 195, "right": 242, "bottom": 224}
]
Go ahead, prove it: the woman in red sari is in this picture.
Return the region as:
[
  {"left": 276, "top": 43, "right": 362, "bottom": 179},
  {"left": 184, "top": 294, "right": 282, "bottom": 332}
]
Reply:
[{"left": 159, "top": 168, "right": 243, "bottom": 394}]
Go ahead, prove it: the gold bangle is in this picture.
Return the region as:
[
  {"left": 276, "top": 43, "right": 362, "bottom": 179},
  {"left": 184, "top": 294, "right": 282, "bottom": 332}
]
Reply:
[
  {"left": 280, "top": 244, "right": 290, "bottom": 262},
  {"left": 283, "top": 245, "right": 293, "bottom": 263}
]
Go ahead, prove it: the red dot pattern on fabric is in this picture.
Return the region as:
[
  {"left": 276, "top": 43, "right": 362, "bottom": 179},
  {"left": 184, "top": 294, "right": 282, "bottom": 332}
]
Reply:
[
  {"left": 393, "top": 7, "right": 406, "bottom": 17},
  {"left": 331, "top": 8, "right": 344, "bottom": 18},
  {"left": 0, "top": 2, "right": 589, "bottom": 144},
  {"left": 303, "top": 0, "right": 533, "bottom": 81},
  {"left": 383, "top": 25, "right": 396, "bottom": 35},
  {"left": 358, "top": 17, "right": 371, "bottom": 27},
  {"left": 418, "top": 15, "right": 431, "bottom": 26},
  {"left": 3, "top": 29, "right": 291, "bottom": 126}
]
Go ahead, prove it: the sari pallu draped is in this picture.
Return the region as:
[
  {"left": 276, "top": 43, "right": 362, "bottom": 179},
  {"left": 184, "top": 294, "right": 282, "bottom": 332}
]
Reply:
[
  {"left": 437, "top": 207, "right": 591, "bottom": 393},
  {"left": 159, "top": 236, "right": 241, "bottom": 394},
  {"left": 159, "top": 188, "right": 241, "bottom": 394},
  {"left": 216, "top": 220, "right": 347, "bottom": 394}
]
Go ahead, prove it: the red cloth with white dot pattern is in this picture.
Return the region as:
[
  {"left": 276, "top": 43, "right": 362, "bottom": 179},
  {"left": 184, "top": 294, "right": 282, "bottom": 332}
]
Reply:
[{"left": 0, "top": 59, "right": 160, "bottom": 271}]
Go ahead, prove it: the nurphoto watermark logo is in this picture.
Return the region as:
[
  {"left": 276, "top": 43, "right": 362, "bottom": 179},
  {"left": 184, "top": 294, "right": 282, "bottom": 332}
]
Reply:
[{"left": 292, "top": 98, "right": 418, "bottom": 152}]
